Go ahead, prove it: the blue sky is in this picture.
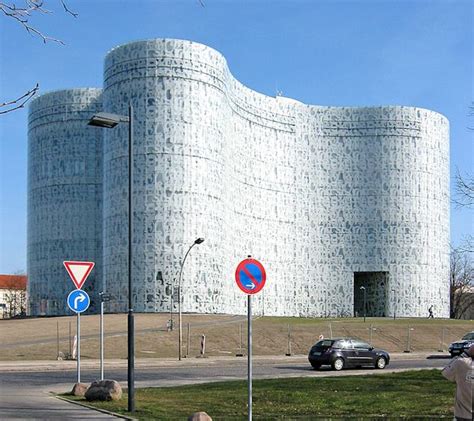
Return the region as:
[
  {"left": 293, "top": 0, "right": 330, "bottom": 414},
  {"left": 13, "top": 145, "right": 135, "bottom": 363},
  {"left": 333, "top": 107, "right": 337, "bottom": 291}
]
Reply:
[{"left": 0, "top": 0, "right": 472, "bottom": 273}]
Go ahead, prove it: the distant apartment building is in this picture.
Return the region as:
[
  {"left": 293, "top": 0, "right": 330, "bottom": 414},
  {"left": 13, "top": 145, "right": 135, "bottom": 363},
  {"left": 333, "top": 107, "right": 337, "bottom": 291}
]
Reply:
[
  {"left": 27, "top": 39, "right": 450, "bottom": 318},
  {"left": 0, "top": 275, "right": 27, "bottom": 318}
]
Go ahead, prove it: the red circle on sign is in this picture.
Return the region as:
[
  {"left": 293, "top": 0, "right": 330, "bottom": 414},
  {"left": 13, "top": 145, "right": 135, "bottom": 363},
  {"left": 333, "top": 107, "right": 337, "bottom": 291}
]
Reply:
[{"left": 235, "top": 258, "right": 266, "bottom": 295}]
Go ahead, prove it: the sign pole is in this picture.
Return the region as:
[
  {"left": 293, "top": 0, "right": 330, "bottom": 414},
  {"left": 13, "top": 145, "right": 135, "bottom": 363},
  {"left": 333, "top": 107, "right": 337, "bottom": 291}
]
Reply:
[
  {"left": 77, "top": 313, "right": 81, "bottom": 383},
  {"left": 235, "top": 256, "right": 266, "bottom": 421},
  {"left": 100, "top": 299, "right": 104, "bottom": 380},
  {"left": 248, "top": 293, "right": 252, "bottom": 421}
]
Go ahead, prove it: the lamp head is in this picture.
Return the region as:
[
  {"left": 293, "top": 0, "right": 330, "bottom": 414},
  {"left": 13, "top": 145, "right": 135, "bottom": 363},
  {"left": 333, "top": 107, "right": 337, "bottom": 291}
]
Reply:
[
  {"left": 88, "top": 112, "right": 129, "bottom": 128},
  {"left": 194, "top": 238, "right": 205, "bottom": 245}
]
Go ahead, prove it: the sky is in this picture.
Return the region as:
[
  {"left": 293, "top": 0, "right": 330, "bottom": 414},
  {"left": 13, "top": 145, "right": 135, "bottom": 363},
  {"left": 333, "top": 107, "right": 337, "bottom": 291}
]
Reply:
[{"left": 0, "top": 0, "right": 472, "bottom": 274}]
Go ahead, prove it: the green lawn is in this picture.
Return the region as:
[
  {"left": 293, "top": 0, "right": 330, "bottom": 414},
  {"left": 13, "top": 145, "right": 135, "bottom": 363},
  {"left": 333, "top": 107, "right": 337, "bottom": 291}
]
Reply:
[{"left": 68, "top": 370, "right": 456, "bottom": 420}]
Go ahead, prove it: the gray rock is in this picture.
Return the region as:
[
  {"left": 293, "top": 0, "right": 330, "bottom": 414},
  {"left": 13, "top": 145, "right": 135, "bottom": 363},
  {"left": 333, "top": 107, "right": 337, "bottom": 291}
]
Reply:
[
  {"left": 85, "top": 379, "right": 122, "bottom": 401},
  {"left": 71, "top": 382, "right": 88, "bottom": 397},
  {"left": 188, "top": 412, "right": 212, "bottom": 421}
]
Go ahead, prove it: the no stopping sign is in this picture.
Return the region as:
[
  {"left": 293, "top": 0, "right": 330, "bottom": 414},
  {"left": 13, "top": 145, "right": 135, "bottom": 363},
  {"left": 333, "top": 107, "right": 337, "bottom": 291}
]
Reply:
[{"left": 235, "top": 258, "right": 266, "bottom": 294}]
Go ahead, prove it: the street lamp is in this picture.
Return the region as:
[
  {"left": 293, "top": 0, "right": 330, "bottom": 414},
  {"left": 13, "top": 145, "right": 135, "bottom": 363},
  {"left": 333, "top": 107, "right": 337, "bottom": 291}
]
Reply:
[
  {"left": 360, "top": 286, "right": 366, "bottom": 323},
  {"left": 88, "top": 106, "right": 135, "bottom": 413},
  {"left": 391, "top": 288, "right": 396, "bottom": 320},
  {"left": 178, "top": 237, "right": 204, "bottom": 361},
  {"left": 98, "top": 291, "right": 111, "bottom": 381}
]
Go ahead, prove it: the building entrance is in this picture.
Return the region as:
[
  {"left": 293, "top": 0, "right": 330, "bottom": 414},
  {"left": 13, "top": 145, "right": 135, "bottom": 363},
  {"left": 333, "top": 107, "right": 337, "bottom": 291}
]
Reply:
[{"left": 353, "top": 272, "right": 389, "bottom": 317}]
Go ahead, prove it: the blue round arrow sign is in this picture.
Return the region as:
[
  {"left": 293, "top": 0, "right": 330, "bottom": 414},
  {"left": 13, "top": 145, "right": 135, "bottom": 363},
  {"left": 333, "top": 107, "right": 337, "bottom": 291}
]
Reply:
[{"left": 67, "top": 289, "right": 90, "bottom": 313}]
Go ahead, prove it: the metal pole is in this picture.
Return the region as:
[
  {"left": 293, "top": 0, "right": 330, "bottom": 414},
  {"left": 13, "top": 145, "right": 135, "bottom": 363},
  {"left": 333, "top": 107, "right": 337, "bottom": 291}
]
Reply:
[
  {"left": 286, "top": 324, "right": 292, "bottom": 356},
  {"left": 178, "top": 243, "right": 196, "bottom": 361},
  {"left": 363, "top": 289, "right": 366, "bottom": 322},
  {"left": 369, "top": 324, "right": 373, "bottom": 345},
  {"left": 77, "top": 313, "right": 81, "bottom": 383},
  {"left": 405, "top": 326, "right": 412, "bottom": 353},
  {"left": 56, "top": 320, "right": 60, "bottom": 359},
  {"left": 186, "top": 322, "right": 190, "bottom": 357},
  {"left": 178, "top": 276, "right": 182, "bottom": 360},
  {"left": 392, "top": 289, "right": 396, "bottom": 320},
  {"left": 100, "top": 299, "right": 104, "bottom": 380},
  {"left": 127, "top": 103, "right": 135, "bottom": 413},
  {"left": 248, "top": 294, "right": 252, "bottom": 421},
  {"left": 69, "top": 321, "right": 72, "bottom": 359},
  {"left": 170, "top": 279, "right": 174, "bottom": 331}
]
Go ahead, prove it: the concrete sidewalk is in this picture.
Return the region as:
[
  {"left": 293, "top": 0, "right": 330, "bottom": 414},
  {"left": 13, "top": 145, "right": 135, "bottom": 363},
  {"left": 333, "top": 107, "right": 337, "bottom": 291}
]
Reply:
[{"left": 0, "top": 351, "right": 448, "bottom": 372}]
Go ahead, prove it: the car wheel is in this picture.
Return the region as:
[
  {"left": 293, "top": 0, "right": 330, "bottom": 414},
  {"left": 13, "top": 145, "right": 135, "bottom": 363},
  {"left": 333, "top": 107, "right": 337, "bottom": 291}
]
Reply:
[
  {"left": 311, "top": 363, "right": 321, "bottom": 370},
  {"left": 332, "top": 357, "right": 344, "bottom": 371},
  {"left": 375, "top": 357, "right": 386, "bottom": 369}
]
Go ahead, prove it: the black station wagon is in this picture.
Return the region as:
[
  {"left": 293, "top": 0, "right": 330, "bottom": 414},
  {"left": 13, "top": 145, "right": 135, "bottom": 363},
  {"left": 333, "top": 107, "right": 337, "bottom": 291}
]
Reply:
[
  {"left": 448, "top": 332, "right": 474, "bottom": 357},
  {"left": 308, "top": 338, "right": 390, "bottom": 371}
]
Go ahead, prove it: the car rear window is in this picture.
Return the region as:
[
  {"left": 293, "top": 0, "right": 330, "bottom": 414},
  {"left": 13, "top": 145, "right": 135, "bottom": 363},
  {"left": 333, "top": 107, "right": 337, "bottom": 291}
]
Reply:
[
  {"left": 334, "top": 340, "right": 353, "bottom": 349},
  {"left": 315, "top": 340, "right": 334, "bottom": 348}
]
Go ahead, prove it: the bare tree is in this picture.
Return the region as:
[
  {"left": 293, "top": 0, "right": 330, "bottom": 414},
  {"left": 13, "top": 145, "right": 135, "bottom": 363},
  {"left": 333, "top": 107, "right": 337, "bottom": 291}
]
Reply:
[
  {"left": 450, "top": 247, "right": 474, "bottom": 319},
  {"left": 4, "top": 288, "right": 26, "bottom": 318},
  {"left": 454, "top": 167, "right": 474, "bottom": 210},
  {"left": 451, "top": 104, "right": 474, "bottom": 252},
  {"left": 0, "top": 0, "right": 77, "bottom": 114}
]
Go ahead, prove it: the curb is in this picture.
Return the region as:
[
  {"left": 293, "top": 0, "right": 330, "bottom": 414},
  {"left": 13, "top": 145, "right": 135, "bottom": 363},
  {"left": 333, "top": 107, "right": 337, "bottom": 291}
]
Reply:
[
  {"left": 54, "top": 394, "right": 137, "bottom": 421},
  {"left": 0, "top": 352, "right": 444, "bottom": 372}
]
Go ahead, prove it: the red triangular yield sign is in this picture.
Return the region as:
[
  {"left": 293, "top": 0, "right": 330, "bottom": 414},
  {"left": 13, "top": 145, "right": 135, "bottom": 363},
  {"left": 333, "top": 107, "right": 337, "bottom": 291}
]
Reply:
[{"left": 63, "top": 261, "right": 95, "bottom": 290}]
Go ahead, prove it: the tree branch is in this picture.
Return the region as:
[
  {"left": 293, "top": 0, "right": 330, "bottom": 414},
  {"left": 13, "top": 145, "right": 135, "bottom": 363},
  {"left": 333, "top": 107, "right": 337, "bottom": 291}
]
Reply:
[
  {"left": 453, "top": 168, "right": 474, "bottom": 208},
  {"left": 60, "top": 0, "right": 76, "bottom": 17},
  {"left": 0, "top": 0, "right": 76, "bottom": 44},
  {"left": 0, "top": 83, "right": 39, "bottom": 114}
]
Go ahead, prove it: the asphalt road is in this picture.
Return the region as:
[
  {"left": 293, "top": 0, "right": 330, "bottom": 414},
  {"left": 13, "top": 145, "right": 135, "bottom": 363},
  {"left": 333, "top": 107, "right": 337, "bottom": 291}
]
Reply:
[
  {"left": 0, "top": 354, "right": 450, "bottom": 419},
  {"left": 1, "top": 354, "right": 450, "bottom": 388}
]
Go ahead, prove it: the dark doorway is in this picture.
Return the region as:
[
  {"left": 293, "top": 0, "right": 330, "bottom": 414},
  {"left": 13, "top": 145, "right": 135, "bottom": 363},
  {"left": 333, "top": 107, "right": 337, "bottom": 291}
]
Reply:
[{"left": 354, "top": 272, "right": 389, "bottom": 317}]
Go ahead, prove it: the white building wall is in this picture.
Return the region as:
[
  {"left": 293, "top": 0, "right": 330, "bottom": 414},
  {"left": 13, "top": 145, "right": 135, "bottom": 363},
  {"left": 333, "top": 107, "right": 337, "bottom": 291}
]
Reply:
[
  {"left": 27, "top": 89, "right": 103, "bottom": 315},
  {"left": 27, "top": 39, "right": 450, "bottom": 317}
]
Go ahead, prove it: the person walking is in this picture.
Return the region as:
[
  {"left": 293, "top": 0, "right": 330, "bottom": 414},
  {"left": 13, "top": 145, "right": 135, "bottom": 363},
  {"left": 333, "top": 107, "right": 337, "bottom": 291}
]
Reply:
[
  {"left": 428, "top": 305, "right": 434, "bottom": 318},
  {"left": 441, "top": 343, "right": 474, "bottom": 421}
]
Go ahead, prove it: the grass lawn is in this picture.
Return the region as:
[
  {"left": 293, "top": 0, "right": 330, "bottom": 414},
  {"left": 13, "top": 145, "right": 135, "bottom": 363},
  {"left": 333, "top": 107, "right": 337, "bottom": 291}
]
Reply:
[{"left": 68, "top": 370, "right": 455, "bottom": 420}]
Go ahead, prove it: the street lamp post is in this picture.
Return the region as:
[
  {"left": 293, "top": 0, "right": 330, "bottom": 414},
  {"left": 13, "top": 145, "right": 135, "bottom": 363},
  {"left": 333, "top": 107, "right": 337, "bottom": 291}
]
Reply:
[
  {"left": 178, "top": 238, "right": 204, "bottom": 361},
  {"left": 360, "top": 286, "right": 366, "bottom": 322},
  {"left": 88, "top": 106, "right": 135, "bottom": 412}
]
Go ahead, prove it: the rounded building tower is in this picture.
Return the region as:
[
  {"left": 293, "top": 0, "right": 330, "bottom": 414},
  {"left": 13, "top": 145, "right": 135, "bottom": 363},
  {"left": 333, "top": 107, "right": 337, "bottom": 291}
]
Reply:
[
  {"left": 27, "top": 39, "right": 450, "bottom": 318},
  {"left": 28, "top": 89, "right": 103, "bottom": 315}
]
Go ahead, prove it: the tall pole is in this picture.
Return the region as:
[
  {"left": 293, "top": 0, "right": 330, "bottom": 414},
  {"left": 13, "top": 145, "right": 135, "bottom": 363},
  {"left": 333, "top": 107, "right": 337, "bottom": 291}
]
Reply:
[
  {"left": 169, "top": 279, "right": 174, "bottom": 331},
  {"left": 360, "top": 286, "right": 366, "bottom": 322},
  {"left": 100, "top": 299, "right": 104, "bottom": 380},
  {"left": 178, "top": 244, "right": 195, "bottom": 361},
  {"left": 56, "top": 320, "right": 60, "bottom": 359},
  {"left": 127, "top": 104, "right": 135, "bottom": 413},
  {"left": 392, "top": 289, "right": 396, "bottom": 320},
  {"left": 77, "top": 313, "right": 81, "bottom": 383},
  {"left": 363, "top": 288, "right": 366, "bottom": 323},
  {"left": 248, "top": 294, "right": 252, "bottom": 421}
]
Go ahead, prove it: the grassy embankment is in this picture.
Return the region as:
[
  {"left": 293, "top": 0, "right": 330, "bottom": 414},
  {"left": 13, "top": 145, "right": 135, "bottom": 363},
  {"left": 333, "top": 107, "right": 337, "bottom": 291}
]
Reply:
[
  {"left": 68, "top": 369, "right": 455, "bottom": 420},
  {"left": 1, "top": 313, "right": 472, "bottom": 360}
]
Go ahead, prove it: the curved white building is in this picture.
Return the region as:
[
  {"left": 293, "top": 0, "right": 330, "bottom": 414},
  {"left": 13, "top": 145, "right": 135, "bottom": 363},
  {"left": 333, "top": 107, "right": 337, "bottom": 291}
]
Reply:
[{"left": 28, "top": 39, "right": 450, "bottom": 317}]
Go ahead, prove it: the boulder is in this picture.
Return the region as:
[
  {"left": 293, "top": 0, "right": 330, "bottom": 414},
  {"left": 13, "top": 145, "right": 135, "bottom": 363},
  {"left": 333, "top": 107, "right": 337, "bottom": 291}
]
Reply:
[
  {"left": 188, "top": 412, "right": 212, "bottom": 421},
  {"left": 71, "top": 382, "right": 88, "bottom": 397},
  {"left": 85, "top": 379, "right": 122, "bottom": 401}
]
